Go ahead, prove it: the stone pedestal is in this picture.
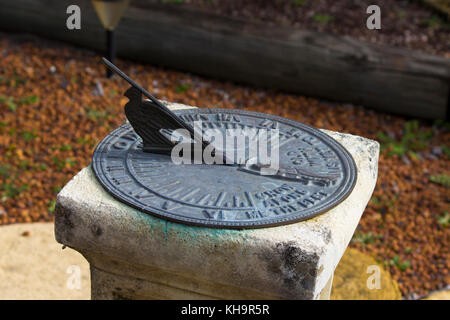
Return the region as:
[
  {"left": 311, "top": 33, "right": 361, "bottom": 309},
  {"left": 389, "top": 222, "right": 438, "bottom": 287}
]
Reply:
[{"left": 54, "top": 103, "right": 379, "bottom": 300}]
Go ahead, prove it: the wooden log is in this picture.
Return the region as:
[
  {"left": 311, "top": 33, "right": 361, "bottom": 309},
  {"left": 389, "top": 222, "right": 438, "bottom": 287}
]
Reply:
[{"left": 0, "top": 0, "right": 448, "bottom": 119}]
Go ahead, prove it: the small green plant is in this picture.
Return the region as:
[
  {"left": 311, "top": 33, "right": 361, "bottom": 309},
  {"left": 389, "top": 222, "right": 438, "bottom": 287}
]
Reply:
[
  {"left": 18, "top": 160, "right": 30, "bottom": 169},
  {"left": 423, "top": 15, "right": 444, "bottom": 28},
  {"left": 19, "top": 95, "right": 40, "bottom": 105},
  {"left": 48, "top": 199, "right": 56, "bottom": 213},
  {"left": 313, "top": 14, "right": 334, "bottom": 23},
  {"left": 377, "top": 120, "right": 432, "bottom": 157},
  {"left": 397, "top": 11, "right": 406, "bottom": 19},
  {"left": 53, "top": 157, "right": 64, "bottom": 170},
  {"left": 22, "top": 130, "right": 37, "bottom": 142},
  {"left": 33, "top": 163, "right": 48, "bottom": 171},
  {"left": 398, "top": 261, "right": 411, "bottom": 271},
  {"left": 405, "top": 247, "right": 412, "bottom": 254},
  {"left": 7, "top": 128, "right": 17, "bottom": 136},
  {"left": 292, "top": 0, "right": 306, "bottom": 6},
  {"left": 58, "top": 144, "right": 73, "bottom": 151},
  {"left": 430, "top": 174, "right": 450, "bottom": 188},
  {"left": 76, "top": 137, "right": 95, "bottom": 145},
  {"left": 0, "top": 95, "right": 17, "bottom": 111},
  {"left": 53, "top": 157, "right": 76, "bottom": 171},
  {"left": 0, "top": 94, "right": 39, "bottom": 112},
  {"left": 0, "top": 122, "right": 7, "bottom": 135},
  {"left": 0, "top": 183, "right": 29, "bottom": 201},
  {"left": 65, "top": 158, "right": 76, "bottom": 167},
  {"left": 0, "top": 164, "right": 12, "bottom": 178},
  {"left": 6, "top": 145, "right": 16, "bottom": 152},
  {"left": 433, "top": 120, "right": 450, "bottom": 130},
  {"left": 386, "top": 255, "right": 411, "bottom": 271},
  {"left": 437, "top": 212, "right": 449, "bottom": 228},
  {"left": 351, "top": 231, "right": 382, "bottom": 247},
  {"left": 441, "top": 145, "right": 450, "bottom": 158},
  {"left": 52, "top": 185, "right": 62, "bottom": 194},
  {"left": 0, "top": 163, "right": 30, "bottom": 201},
  {"left": 370, "top": 196, "right": 380, "bottom": 205},
  {"left": 86, "top": 107, "right": 108, "bottom": 121},
  {"left": 175, "top": 83, "right": 191, "bottom": 93},
  {"left": 6, "top": 71, "right": 26, "bottom": 87}
]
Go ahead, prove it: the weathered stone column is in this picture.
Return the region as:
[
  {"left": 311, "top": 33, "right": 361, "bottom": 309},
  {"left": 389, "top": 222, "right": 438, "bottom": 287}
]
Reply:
[{"left": 54, "top": 103, "right": 379, "bottom": 300}]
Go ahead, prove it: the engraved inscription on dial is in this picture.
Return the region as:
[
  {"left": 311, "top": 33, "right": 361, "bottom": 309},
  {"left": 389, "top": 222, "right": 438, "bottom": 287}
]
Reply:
[{"left": 92, "top": 109, "right": 357, "bottom": 228}]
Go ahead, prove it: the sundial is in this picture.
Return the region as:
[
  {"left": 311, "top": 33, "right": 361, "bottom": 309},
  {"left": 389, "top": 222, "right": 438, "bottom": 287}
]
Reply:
[{"left": 92, "top": 59, "right": 357, "bottom": 229}]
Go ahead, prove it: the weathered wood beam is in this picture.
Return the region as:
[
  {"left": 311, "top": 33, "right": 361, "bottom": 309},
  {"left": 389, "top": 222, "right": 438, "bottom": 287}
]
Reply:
[{"left": 0, "top": 0, "right": 448, "bottom": 119}]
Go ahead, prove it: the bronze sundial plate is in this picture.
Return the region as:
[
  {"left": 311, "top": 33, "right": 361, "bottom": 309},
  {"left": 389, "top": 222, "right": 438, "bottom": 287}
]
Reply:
[{"left": 92, "top": 108, "right": 357, "bottom": 229}]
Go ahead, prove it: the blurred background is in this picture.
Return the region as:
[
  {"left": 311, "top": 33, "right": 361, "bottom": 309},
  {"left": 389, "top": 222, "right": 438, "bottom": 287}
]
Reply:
[{"left": 0, "top": 0, "right": 448, "bottom": 300}]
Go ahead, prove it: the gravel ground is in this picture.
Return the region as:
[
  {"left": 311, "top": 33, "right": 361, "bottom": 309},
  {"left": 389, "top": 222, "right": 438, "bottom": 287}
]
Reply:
[
  {"left": 0, "top": 33, "right": 448, "bottom": 299},
  {"left": 155, "top": 0, "right": 450, "bottom": 57}
]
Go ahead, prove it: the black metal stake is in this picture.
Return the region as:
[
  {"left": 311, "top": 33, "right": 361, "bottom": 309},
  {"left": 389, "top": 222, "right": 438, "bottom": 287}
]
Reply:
[{"left": 106, "top": 30, "right": 115, "bottom": 78}]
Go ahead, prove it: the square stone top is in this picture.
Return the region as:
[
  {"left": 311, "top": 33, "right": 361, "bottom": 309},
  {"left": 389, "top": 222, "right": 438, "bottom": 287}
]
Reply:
[{"left": 55, "top": 103, "right": 379, "bottom": 300}]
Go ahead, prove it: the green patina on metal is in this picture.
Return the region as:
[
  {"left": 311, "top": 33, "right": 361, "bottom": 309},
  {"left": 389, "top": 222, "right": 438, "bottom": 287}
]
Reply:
[{"left": 89, "top": 165, "right": 253, "bottom": 246}]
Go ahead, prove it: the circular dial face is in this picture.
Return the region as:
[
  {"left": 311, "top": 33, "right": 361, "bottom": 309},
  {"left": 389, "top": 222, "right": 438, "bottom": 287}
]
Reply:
[{"left": 92, "top": 109, "right": 357, "bottom": 229}]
